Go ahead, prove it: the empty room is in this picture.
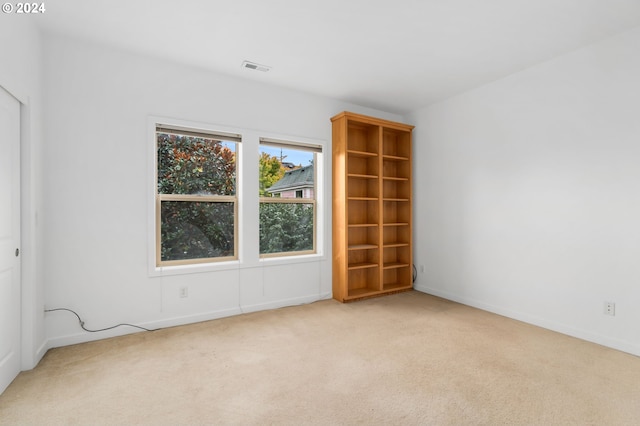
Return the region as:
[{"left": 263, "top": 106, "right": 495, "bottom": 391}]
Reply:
[{"left": 1, "top": 0, "right": 640, "bottom": 424}]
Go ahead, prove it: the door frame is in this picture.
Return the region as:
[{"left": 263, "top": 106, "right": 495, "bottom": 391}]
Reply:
[
  {"left": 0, "top": 80, "right": 42, "bottom": 374},
  {"left": 0, "top": 83, "right": 21, "bottom": 393}
]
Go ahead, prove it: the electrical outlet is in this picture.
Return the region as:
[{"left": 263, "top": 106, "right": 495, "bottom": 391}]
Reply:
[
  {"left": 179, "top": 286, "right": 189, "bottom": 298},
  {"left": 604, "top": 302, "right": 615, "bottom": 316},
  {"left": 420, "top": 264, "right": 425, "bottom": 273}
]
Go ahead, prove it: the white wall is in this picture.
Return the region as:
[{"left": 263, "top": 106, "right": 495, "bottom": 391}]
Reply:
[
  {"left": 42, "top": 33, "right": 402, "bottom": 348},
  {"left": 0, "top": 18, "right": 46, "bottom": 369},
  {"left": 409, "top": 27, "right": 640, "bottom": 355}
]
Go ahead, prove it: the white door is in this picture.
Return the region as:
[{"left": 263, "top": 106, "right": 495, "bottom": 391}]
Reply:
[{"left": 0, "top": 85, "right": 21, "bottom": 394}]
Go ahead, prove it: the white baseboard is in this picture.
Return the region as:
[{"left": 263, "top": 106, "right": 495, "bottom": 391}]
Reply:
[
  {"left": 35, "top": 340, "right": 48, "bottom": 366},
  {"left": 20, "top": 339, "right": 49, "bottom": 372},
  {"left": 414, "top": 284, "right": 640, "bottom": 357},
  {"left": 45, "top": 306, "right": 244, "bottom": 349},
  {"left": 240, "top": 293, "right": 332, "bottom": 314},
  {"left": 44, "top": 292, "right": 333, "bottom": 351}
]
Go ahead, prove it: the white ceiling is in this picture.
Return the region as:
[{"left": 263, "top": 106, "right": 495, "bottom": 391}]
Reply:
[{"left": 37, "top": 0, "right": 640, "bottom": 114}]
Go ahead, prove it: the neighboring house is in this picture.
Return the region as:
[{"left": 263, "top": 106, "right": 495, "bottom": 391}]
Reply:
[{"left": 268, "top": 164, "right": 314, "bottom": 198}]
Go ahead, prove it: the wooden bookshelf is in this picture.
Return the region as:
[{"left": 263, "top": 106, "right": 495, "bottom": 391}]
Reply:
[{"left": 331, "top": 111, "right": 413, "bottom": 302}]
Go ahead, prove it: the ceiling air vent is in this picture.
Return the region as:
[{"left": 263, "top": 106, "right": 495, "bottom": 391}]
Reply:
[{"left": 241, "top": 60, "right": 271, "bottom": 72}]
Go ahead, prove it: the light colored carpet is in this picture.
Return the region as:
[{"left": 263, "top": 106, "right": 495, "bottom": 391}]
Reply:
[{"left": 1, "top": 291, "right": 639, "bottom": 425}]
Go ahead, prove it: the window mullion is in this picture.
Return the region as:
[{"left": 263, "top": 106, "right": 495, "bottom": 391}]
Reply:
[
  {"left": 259, "top": 197, "right": 314, "bottom": 204},
  {"left": 159, "top": 194, "right": 237, "bottom": 203}
]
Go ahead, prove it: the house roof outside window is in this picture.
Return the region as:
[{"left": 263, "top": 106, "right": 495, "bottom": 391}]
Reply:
[{"left": 268, "top": 164, "right": 314, "bottom": 195}]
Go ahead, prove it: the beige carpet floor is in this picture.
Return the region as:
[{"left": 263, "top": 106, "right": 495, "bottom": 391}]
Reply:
[{"left": 1, "top": 291, "right": 639, "bottom": 425}]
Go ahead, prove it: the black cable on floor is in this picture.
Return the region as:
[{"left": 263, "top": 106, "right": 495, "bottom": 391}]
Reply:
[{"left": 45, "top": 308, "right": 156, "bottom": 333}]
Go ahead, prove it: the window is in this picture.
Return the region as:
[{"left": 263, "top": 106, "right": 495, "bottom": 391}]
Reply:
[
  {"left": 259, "top": 138, "right": 321, "bottom": 257},
  {"left": 156, "top": 125, "right": 240, "bottom": 266}
]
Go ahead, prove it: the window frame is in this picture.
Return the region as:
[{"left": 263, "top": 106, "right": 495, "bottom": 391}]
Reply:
[
  {"left": 258, "top": 138, "right": 321, "bottom": 259},
  {"left": 149, "top": 117, "right": 326, "bottom": 277},
  {"left": 154, "top": 123, "right": 240, "bottom": 267}
]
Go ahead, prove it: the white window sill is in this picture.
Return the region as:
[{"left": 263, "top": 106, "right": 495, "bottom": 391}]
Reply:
[
  {"left": 259, "top": 253, "right": 326, "bottom": 267},
  {"left": 149, "top": 254, "right": 327, "bottom": 277},
  {"left": 149, "top": 260, "right": 241, "bottom": 277}
]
